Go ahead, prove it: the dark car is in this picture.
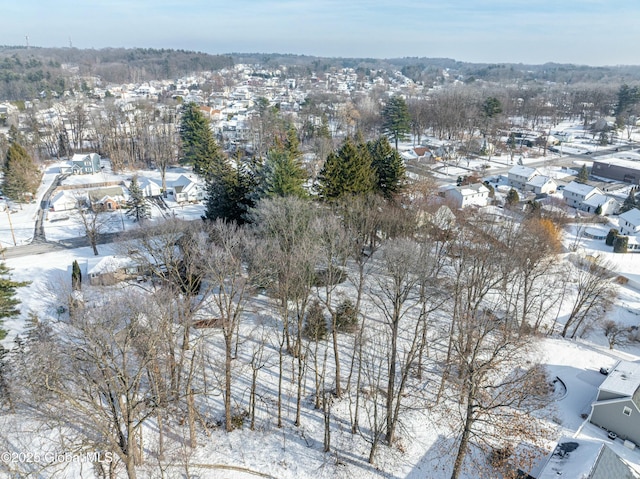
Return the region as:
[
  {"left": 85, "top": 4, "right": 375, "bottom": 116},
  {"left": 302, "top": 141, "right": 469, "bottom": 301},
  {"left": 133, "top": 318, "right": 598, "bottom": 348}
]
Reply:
[{"left": 600, "top": 367, "right": 609, "bottom": 375}]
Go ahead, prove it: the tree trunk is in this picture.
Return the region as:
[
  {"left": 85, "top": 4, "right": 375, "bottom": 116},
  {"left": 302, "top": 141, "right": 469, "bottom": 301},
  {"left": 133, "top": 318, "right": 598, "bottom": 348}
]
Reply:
[
  {"left": 224, "top": 335, "right": 233, "bottom": 432},
  {"left": 450, "top": 393, "right": 475, "bottom": 479}
]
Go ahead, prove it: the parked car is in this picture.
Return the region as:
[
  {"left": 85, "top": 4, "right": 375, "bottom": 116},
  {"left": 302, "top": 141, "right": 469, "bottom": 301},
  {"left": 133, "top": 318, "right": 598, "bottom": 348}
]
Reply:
[
  {"left": 608, "top": 431, "right": 617, "bottom": 440},
  {"left": 600, "top": 367, "right": 610, "bottom": 375}
]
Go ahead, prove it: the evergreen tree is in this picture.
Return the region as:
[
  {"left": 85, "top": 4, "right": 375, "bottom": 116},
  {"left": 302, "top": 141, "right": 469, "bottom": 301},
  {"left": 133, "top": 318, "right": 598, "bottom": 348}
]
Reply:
[
  {"left": 481, "top": 96, "right": 503, "bottom": 119},
  {"left": 381, "top": 96, "right": 410, "bottom": 151},
  {"left": 125, "top": 175, "right": 151, "bottom": 222},
  {"left": 317, "top": 137, "right": 375, "bottom": 200},
  {"left": 606, "top": 228, "right": 618, "bottom": 247},
  {"left": 179, "top": 102, "right": 224, "bottom": 180},
  {"left": 613, "top": 235, "right": 629, "bottom": 254},
  {"left": 594, "top": 204, "right": 603, "bottom": 215},
  {"left": 0, "top": 257, "right": 29, "bottom": 341},
  {"left": 204, "top": 156, "right": 256, "bottom": 224},
  {"left": 258, "top": 149, "right": 307, "bottom": 199},
  {"left": 577, "top": 164, "right": 589, "bottom": 184},
  {"left": 2, "top": 141, "right": 41, "bottom": 203},
  {"left": 72, "top": 260, "right": 82, "bottom": 291},
  {"left": 505, "top": 188, "right": 520, "bottom": 208},
  {"left": 368, "top": 136, "right": 406, "bottom": 199},
  {"left": 284, "top": 124, "right": 301, "bottom": 160},
  {"left": 614, "top": 84, "right": 640, "bottom": 116},
  {"left": 621, "top": 190, "right": 638, "bottom": 213}
]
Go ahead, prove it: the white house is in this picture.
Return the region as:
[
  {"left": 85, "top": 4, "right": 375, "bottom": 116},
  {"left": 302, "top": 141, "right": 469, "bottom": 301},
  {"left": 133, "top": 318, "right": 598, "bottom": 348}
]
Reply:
[
  {"left": 562, "top": 181, "right": 603, "bottom": 209},
  {"left": 582, "top": 193, "right": 619, "bottom": 215},
  {"left": 49, "top": 190, "right": 79, "bottom": 211},
  {"left": 525, "top": 175, "right": 557, "bottom": 195},
  {"left": 508, "top": 165, "right": 540, "bottom": 190},
  {"left": 619, "top": 208, "right": 640, "bottom": 236},
  {"left": 135, "top": 177, "right": 163, "bottom": 198},
  {"left": 168, "top": 175, "right": 205, "bottom": 203},
  {"left": 442, "top": 183, "right": 490, "bottom": 209}
]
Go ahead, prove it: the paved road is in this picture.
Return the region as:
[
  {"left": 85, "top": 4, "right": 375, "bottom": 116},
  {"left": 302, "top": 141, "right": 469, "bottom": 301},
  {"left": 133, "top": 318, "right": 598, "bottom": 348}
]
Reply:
[{"left": 33, "top": 173, "right": 70, "bottom": 242}]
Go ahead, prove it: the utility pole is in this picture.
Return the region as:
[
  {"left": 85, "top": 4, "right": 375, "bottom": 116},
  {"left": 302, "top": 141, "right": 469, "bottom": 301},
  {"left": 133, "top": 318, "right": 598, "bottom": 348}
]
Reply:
[
  {"left": 5, "top": 208, "right": 17, "bottom": 246},
  {"left": 25, "top": 35, "right": 29, "bottom": 49}
]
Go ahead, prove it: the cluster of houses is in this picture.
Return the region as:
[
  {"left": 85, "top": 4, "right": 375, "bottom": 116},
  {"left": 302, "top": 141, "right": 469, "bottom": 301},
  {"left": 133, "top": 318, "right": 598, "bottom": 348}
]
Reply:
[{"left": 49, "top": 153, "right": 205, "bottom": 213}]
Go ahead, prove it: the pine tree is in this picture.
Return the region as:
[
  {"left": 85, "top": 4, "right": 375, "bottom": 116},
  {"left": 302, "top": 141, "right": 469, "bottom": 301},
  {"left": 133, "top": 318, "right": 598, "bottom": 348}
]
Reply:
[
  {"left": 368, "top": 136, "right": 405, "bottom": 199},
  {"left": 0, "top": 258, "right": 29, "bottom": 341},
  {"left": 179, "top": 102, "right": 224, "bottom": 180},
  {"left": 125, "top": 175, "right": 151, "bottom": 222},
  {"left": 606, "top": 228, "right": 619, "bottom": 246},
  {"left": 204, "top": 156, "right": 255, "bottom": 224},
  {"left": 72, "top": 260, "right": 82, "bottom": 291},
  {"left": 2, "top": 141, "right": 41, "bottom": 203},
  {"left": 613, "top": 235, "right": 629, "bottom": 253},
  {"left": 381, "top": 96, "right": 411, "bottom": 151},
  {"left": 258, "top": 149, "right": 307, "bottom": 199},
  {"left": 576, "top": 164, "right": 589, "bottom": 183},
  {"left": 621, "top": 190, "right": 638, "bottom": 213},
  {"left": 317, "top": 137, "right": 375, "bottom": 200},
  {"left": 505, "top": 188, "right": 520, "bottom": 208}
]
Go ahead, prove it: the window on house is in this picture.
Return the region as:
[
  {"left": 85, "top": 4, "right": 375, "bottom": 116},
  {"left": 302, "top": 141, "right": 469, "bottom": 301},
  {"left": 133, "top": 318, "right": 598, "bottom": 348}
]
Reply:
[{"left": 623, "top": 406, "right": 632, "bottom": 416}]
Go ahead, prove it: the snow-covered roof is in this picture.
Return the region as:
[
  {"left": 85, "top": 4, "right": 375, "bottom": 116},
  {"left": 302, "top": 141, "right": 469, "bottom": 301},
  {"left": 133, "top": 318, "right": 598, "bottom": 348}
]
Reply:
[
  {"left": 508, "top": 165, "right": 538, "bottom": 178},
  {"left": 594, "top": 157, "right": 640, "bottom": 170},
  {"left": 599, "top": 360, "right": 640, "bottom": 398},
  {"left": 582, "top": 193, "right": 616, "bottom": 208},
  {"left": 538, "top": 437, "right": 636, "bottom": 479},
  {"left": 87, "top": 256, "right": 135, "bottom": 275},
  {"left": 564, "top": 181, "right": 600, "bottom": 197},
  {"left": 527, "top": 175, "right": 555, "bottom": 187},
  {"left": 457, "top": 183, "right": 489, "bottom": 196},
  {"left": 619, "top": 208, "right": 640, "bottom": 227}
]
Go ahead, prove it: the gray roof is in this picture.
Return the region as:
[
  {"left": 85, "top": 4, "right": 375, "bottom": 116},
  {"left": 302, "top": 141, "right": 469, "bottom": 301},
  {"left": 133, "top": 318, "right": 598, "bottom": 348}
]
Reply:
[
  {"left": 599, "top": 360, "right": 640, "bottom": 398},
  {"left": 538, "top": 437, "right": 638, "bottom": 479}
]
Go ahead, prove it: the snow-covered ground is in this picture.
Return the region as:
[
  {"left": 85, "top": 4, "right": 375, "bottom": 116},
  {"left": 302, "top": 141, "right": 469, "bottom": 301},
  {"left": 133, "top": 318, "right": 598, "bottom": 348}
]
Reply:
[
  {"left": 2, "top": 121, "right": 640, "bottom": 478},
  {"left": 0, "top": 162, "right": 206, "bottom": 248}
]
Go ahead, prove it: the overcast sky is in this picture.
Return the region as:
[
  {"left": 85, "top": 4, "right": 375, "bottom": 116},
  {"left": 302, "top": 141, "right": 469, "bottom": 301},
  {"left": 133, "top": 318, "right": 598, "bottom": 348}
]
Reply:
[{"left": 2, "top": 0, "right": 639, "bottom": 66}]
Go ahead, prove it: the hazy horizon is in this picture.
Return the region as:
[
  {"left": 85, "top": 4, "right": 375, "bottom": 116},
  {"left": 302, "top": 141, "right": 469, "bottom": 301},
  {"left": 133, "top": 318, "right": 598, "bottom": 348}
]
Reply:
[{"left": 2, "top": 0, "right": 639, "bottom": 67}]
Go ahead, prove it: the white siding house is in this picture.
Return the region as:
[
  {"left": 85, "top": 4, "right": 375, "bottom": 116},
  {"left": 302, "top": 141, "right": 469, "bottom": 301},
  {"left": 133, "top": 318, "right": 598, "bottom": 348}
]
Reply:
[
  {"left": 582, "top": 193, "right": 619, "bottom": 215},
  {"left": 508, "top": 165, "right": 539, "bottom": 190},
  {"left": 525, "top": 175, "right": 557, "bottom": 195},
  {"left": 619, "top": 208, "right": 640, "bottom": 236},
  {"left": 562, "top": 181, "right": 602, "bottom": 209},
  {"left": 442, "top": 183, "right": 490, "bottom": 209}
]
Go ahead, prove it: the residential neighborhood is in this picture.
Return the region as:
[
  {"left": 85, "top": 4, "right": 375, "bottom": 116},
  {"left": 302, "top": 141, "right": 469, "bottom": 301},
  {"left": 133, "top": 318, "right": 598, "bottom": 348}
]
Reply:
[{"left": 2, "top": 41, "right": 640, "bottom": 479}]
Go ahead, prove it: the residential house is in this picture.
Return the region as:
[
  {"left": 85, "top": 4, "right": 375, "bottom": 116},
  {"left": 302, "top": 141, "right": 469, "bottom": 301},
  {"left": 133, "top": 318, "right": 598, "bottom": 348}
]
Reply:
[
  {"left": 619, "top": 208, "right": 640, "bottom": 236},
  {"left": 49, "top": 190, "right": 79, "bottom": 212},
  {"left": 562, "top": 181, "right": 603, "bottom": 211},
  {"left": 535, "top": 437, "right": 638, "bottom": 479},
  {"left": 582, "top": 193, "right": 620, "bottom": 216},
  {"left": 525, "top": 175, "right": 557, "bottom": 195},
  {"left": 87, "top": 256, "right": 142, "bottom": 286},
  {"left": 168, "top": 175, "right": 204, "bottom": 203},
  {"left": 508, "top": 165, "right": 540, "bottom": 190},
  {"left": 60, "top": 153, "right": 101, "bottom": 175},
  {"left": 441, "top": 183, "right": 490, "bottom": 209},
  {"left": 589, "top": 360, "right": 640, "bottom": 447},
  {"left": 88, "top": 186, "right": 126, "bottom": 210},
  {"left": 135, "top": 177, "right": 163, "bottom": 198}
]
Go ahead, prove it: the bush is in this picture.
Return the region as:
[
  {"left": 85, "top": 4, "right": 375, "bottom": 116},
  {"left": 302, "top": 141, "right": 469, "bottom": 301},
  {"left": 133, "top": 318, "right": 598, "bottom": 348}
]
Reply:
[
  {"left": 304, "top": 299, "right": 327, "bottom": 340},
  {"left": 335, "top": 297, "right": 358, "bottom": 333},
  {"left": 613, "top": 235, "right": 628, "bottom": 253},
  {"left": 606, "top": 228, "right": 618, "bottom": 246}
]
